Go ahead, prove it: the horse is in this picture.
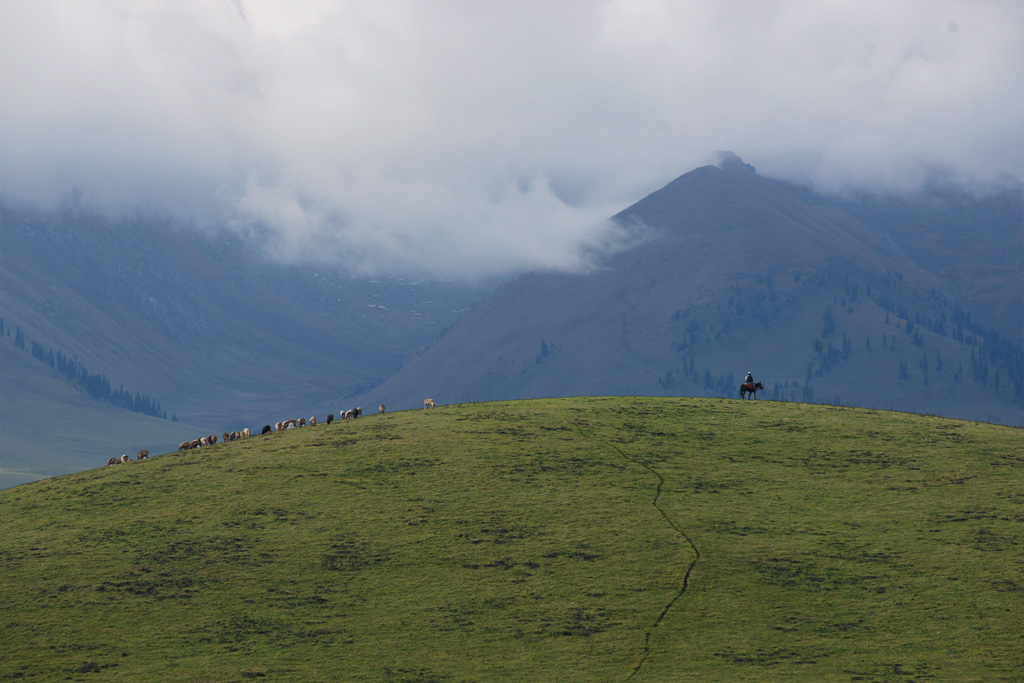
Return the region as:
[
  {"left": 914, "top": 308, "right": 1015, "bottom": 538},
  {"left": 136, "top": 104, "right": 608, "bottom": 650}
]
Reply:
[{"left": 740, "top": 381, "right": 764, "bottom": 399}]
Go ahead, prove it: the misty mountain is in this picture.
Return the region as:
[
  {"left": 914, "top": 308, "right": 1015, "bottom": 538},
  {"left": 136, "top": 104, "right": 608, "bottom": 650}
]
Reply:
[
  {"left": 355, "top": 156, "right": 1023, "bottom": 425},
  {"left": 0, "top": 201, "right": 495, "bottom": 431}
]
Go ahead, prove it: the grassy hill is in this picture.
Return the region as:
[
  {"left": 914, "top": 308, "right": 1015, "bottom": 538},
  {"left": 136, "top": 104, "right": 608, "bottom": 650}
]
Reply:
[{"left": 2, "top": 397, "right": 1022, "bottom": 681}]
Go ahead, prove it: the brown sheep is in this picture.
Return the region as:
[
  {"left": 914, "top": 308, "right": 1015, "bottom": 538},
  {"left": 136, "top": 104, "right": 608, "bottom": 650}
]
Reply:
[
  {"left": 326, "top": 414, "right": 334, "bottom": 424},
  {"left": 137, "top": 450, "right": 149, "bottom": 460},
  {"left": 379, "top": 404, "right": 386, "bottom": 414},
  {"left": 424, "top": 398, "right": 435, "bottom": 409},
  {"left": 107, "top": 456, "right": 118, "bottom": 466}
]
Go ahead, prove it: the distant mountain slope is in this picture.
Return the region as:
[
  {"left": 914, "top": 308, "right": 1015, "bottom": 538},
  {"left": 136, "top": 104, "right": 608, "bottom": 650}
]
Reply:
[
  {"left": 0, "top": 342, "right": 207, "bottom": 488},
  {"left": 358, "top": 158, "right": 1022, "bottom": 424},
  {"left": 0, "top": 202, "right": 492, "bottom": 428},
  {"left": 782, "top": 179, "right": 1024, "bottom": 343}
]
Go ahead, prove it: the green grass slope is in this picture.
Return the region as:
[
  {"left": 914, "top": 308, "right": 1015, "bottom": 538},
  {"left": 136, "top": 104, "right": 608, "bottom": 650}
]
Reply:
[
  {"left": 0, "top": 343, "right": 208, "bottom": 489},
  {"left": 1, "top": 398, "right": 1022, "bottom": 682}
]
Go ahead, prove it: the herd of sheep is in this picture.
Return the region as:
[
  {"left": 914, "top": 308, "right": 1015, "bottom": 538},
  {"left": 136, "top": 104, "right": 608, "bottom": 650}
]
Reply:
[{"left": 103, "top": 401, "right": 440, "bottom": 467}]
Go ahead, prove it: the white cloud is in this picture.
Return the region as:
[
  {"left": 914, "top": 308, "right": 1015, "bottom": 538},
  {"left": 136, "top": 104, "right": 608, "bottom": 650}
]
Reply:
[{"left": 1, "top": 0, "right": 1021, "bottom": 278}]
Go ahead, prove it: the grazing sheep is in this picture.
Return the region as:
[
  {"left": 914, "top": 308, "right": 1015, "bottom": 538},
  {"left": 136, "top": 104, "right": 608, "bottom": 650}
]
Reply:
[
  {"left": 343, "top": 408, "right": 362, "bottom": 420},
  {"left": 424, "top": 398, "right": 435, "bottom": 409},
  {"left": 209, "top": 435, "right": 217, "bottom": 445},
  {"left": 136, "top": 450, "right": 149, "bottom": 460},
  {"left": 223, "top": 432, "right": 230, "bottom": 442},
  {"left": 261, "top": 425, "right": 272, "bottom": 435},
  {"left": 326, "top": 414, "right": 334, "bottom": 424},
  {"left": 107, "top": 457, "right": 118, "bottom": 466},
  {"left": 379, "top": 404, "right": 386, "bottom": 414},
  {"left": 119, "top": 454, "right": 130, "bottom": 464},
  {"left": 199, "top": 436, "right": 208, "bottom": 447},
  {"left": 243, "top": 428, "right": 251, "bottom": 438},
  {"left": 309, "top": 416, "right": 317, "bottom": 426},
  {"left": 298, "top": 417, "right": 306, "bottom": 427}
]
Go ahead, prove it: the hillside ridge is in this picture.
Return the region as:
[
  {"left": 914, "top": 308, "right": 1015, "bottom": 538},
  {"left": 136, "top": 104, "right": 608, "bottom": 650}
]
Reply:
[{"left": 2, "top": 397, "right": 1021, "bottom": 681}]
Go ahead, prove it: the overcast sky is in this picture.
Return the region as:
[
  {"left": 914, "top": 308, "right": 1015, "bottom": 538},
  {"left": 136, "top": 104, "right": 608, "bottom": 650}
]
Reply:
[{"left": 1, "top": 1, "right": 1021, "bottom": 278}]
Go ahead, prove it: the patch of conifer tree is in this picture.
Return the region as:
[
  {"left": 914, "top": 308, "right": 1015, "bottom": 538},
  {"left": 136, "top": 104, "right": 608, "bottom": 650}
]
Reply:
[{"left": 4, "top": 327, "right": 168, "bottom": 419}]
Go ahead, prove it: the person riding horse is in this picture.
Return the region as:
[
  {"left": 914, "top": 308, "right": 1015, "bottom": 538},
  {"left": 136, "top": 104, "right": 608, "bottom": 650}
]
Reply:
[{"left": 740, "top": 371, "right": 763, "bottom": 399}]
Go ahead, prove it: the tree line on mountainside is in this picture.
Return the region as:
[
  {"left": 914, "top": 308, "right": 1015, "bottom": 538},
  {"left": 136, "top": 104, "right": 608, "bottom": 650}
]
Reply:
[
  {"left": 658, "top": 271, "right": 1023, "bottom": 411},
  {"left": 1, "top": 317, "right": 170, "bottom": 421}
]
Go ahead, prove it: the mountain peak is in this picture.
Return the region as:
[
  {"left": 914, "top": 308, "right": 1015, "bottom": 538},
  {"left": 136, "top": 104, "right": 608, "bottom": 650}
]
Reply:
[{"left": 714, "top": 150, "right": 757, "bottom": 174}]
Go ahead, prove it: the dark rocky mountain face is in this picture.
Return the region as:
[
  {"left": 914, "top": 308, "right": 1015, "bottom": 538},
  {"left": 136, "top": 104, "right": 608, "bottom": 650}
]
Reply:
[
  {"left": 0, "top": 202, "right": 494, "bottom": 429},
  {"left": 356, "top": 160, "right": 1022, "bottom": 425}
]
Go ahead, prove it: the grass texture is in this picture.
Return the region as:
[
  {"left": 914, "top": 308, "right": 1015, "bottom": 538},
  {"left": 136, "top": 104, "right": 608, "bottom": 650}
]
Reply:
[{"left": 1, "top": 397, "right": 1022, "bottom": 682}]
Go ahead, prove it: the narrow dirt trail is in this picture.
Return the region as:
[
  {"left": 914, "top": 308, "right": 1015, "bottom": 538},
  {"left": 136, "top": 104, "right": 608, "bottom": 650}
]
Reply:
[
  {"left": 574, "top": 422, "right": 700, "bottom": 680},
  {"left": 614, "top": 444, "right": 701, "bottom": 681}
]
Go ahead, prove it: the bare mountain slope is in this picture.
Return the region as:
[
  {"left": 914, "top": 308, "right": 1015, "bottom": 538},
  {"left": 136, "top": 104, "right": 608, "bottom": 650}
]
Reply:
[
  {"left": 0, "top": 203, "right": 491, "bottom": 427},
  {"left": 0, "top": 342, "right": 207, "bottom": 488}
]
